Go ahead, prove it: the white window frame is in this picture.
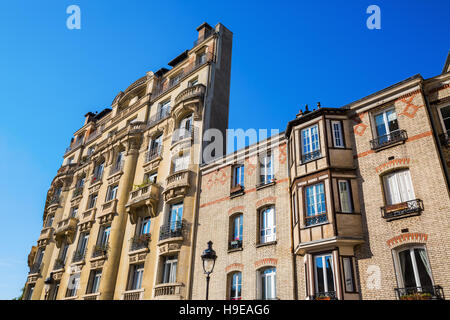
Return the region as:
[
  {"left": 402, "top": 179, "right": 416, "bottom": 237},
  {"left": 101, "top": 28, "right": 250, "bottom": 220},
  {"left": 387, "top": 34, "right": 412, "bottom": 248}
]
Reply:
[
  {"left": 260, "top": 206, "right": 276, "bottom": 243},
  {"left": 331, "top": 120, "right": 344, "bottom": 148},
  {"left": 260, "top": 267, "right": 276, "bottom": 300},
  {"left": 260, "top": 153, "right": 274, "bottom": 184},
  {"left": 162, "top": 256, "right": 178, "bottom": 284},
  {"left": 338, "top": 180, "right": 353, "bottom": 213},
  {"left": 106, "top": 185, "right": 118, "bottom": 201},
  {"left": 383, "top": 169, "right": 415, "bottom": 205},
  {"left": 313, "top": 254, "right": 336, "bottom": 294},
  {"left": 373, "top": 107, "right": 399, "bottom": 138},
  {"left": 234, "top": 165, "right": 244, "bottom": 187},
  {"left": 230, "top": 272, "right": 242, "bottom": 300},
  {"left": 130, "top": 264, "right": 144, "bottom": 290},
  {"left": 232, "top": 214, "right": 243, "bottom": 241},
  {"left": 437, "top": 103, "right": 450, "bottom": 134},
  {"left": 305, "top": 183, "right": 326, "bottom": 217},
  {"left": 301, "top": 124, "right": 320, "bottom": 157},
  {"left": 139, "top": 216, "right": 151, "bottom": 235},
  {"left": 173, "top": 153, "right": 189, "bottom": 173}
]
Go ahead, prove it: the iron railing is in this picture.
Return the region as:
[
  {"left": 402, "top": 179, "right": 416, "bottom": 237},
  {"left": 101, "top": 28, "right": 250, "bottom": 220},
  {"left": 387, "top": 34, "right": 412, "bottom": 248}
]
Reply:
[
  {"left": 147, "top": 108, "right": 171, "bottom": 129},
  {"left": 193, "top": 30, "right": 215, "bottom": 47},
  {"left": 305, "top": 213, "right": 328, "bottom": 227},
  {"left": 370, "top": 129, "right": 408, "bottom": 150},
  {"left": 129, "top": 235, "right": 151, "bottom": 252},
  {"left": 159, "top": 221, "right": 184, "bottom": 241},
  {"left": 53, "top": 258, "right": 65, "bottom": 270},
  {"left": 171, "top": 126, "right": 194, "bottom": 144},
  {"left": 72, "top": 250, "right": 86, "bottom": 263},
  {"left": 29, "top": 262, "right": 41, "bottom": 274},
  {"left": 91, "top": 172, "right": 103, "bottom": 184},
  {"left": 228, "top": 240, "right": 243, "bottom": 250},
  {"left": 395, "top": 285, "right": 444, "bottom": 300},
  {"left": 309, "top": 291, "right": 338, "bottom": 300},
  {"left": 65, "top": 139, "right": 83, "bottom": 154},
  {"left": 91, "top": 244, "right": 109, "bottom": 258},
  {"left": 381, "top": 199, "right": 423, "bottom": 220},
  {"left": 301, "top": 150, "right": 321, "bottom": 163},
  {"left": 109, "top": 161, "right": 124, "bottom": 176},
  {"left": 72, "top": 187, "right": 83, "bottom": 198},
  {"left": 145, "top": 145, "right": 163, "bottom": 163}
]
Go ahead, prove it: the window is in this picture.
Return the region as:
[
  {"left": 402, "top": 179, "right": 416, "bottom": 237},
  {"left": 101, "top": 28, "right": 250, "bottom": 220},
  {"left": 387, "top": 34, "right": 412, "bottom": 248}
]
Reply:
[
  {"left": 374, "top": 108, "right": 399, "bottom": 141},
  {"left": 98, "top": 225, "right": 111, "bottom": 247},
  {"left": 232, "top": 214, "right": 243, "bottom": 242},
  {"left": 129, "top": 264, "right": 145, "bottom": 290},
  {"left": 114, "top": 151, "right": 124, "bottom": 171},
  {"left": 233, "top": 165, "right": 244, "bottom": 187},
  {"left": 342, "top": 257, "right": 356, "bottom": 292},
  {"left": 159, "top": 100, "right": 170, "bottom": 118},
  {"left": 394, "top": 246, "right": 433, "bottom": 290},
  {"left": 188, "top": 78, "right": 198, "bottom": 87},
  {"left": 170, "top": 72, "right": 183, "bottom": 86},
  {"left": 58, "top": 242, "right": 69, "bottom": 263},
  {"left": 173, "top": 153, "right": 189, "bottom": 172},
  {"left": 260, "top": 206, "right": 276, "bottom": 243},
  {"left": 68, "top": 157, "right": 74, "bottom": 164},
  {"left": 45, "top": 214, "right": 54, "bottom": 227},
  {"left": 260, "top": 268, "right": 276, "bottom": 300},
  {"left": 383, "top": 169, "right": 415, "bottom": 205},
  {"left": 196, "top": 52, "right": 207, "bottom": 65},
  {"left": 229, "top": 272, "right": 242, "bottom": 300},
  {"left": 87, "top": 270, "right": 102, "bottom": 294},
  {"left": 66, "top": 273, "right": 80, "bottom": 297},
  {"left": 260, "top": 153, "right": 274, "bottom": 185},
  {"left": 301, "top": 125, "right": 320, "bottom": 161},
  {"left": 338, "top": 180, "right": 353, "bottom": 213},
  {"left": 25, "top": 284, "right": 35, "bottom": 300},
  {"left": 305, "top": 183, "right": 326, "bottom": 224},
  {"left": 35, "top": 247, "right": 45, "bottom": 266},
  {"left": 439, "top": 105, "right": 450, "bottom": 134},
  {"left": 70, "top": 206, "right": 78, "bottom": 218},
  {"left": 92, "top": 162, "right": 104, "bottom": 182},
  {"left": 331, "top": 120, "right": 344, "bottom": 148},
  {"left": 87, "top": 146, "right": 95, "bottom": 156},
  {"left": 49, "top": 281, "right": 60, "bottom": 300},
  {"left": 149, "top": 134, "right": 162, "bottom": 154},
  {"left": 314, "top": 254, "right": 335, "bottom": 295},
  {"left": 76, "top": 177, "right": 85, "bottom": 188},
  {"left": 145, "top": 172, "right": 157, "bottom": 184},
  {"left": 179, "top": 114, "right": 193, "bottom": 133},
  {"left": 162, "top": 256, "right": 178, "bottom": 284},
  {"left": 87, "top": 193, "right": 98, "bottom": 209},
  {"left": 139, "top": 216, "right": 151, "bottom": 235},
  {"left": 106, "top": 184, "right": 118, "bottom": 201},
  {"left": 169, "top": 203, "right": 183, "bottom": 231},
  {"left": 74, "top": 232, "right": 89, "bottom": 260}
]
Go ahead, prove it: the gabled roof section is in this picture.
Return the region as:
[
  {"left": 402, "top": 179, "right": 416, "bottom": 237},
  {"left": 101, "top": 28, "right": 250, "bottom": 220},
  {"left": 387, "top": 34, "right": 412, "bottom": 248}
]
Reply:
[{"left": 443, "top": 50, "right": 450, "bottom": 74}]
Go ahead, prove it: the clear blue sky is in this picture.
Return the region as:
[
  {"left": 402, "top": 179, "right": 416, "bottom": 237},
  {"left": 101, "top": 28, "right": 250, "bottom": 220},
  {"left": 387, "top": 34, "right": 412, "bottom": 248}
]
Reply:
[{"left": 0, "top": 0, "right": 448, "bottom": 299}]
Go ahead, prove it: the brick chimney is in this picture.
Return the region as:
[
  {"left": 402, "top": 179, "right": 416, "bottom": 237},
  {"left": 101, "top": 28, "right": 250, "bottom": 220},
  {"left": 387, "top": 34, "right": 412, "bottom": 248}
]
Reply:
[{"left": 196, "top": 22, "right": 213, "bottom": 41}]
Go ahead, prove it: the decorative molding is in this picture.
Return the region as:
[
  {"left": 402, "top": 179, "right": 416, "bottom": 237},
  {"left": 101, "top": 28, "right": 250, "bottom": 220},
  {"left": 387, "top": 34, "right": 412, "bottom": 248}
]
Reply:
[{"left": 386, "top": 233, "right": 428, "bottom": 248}]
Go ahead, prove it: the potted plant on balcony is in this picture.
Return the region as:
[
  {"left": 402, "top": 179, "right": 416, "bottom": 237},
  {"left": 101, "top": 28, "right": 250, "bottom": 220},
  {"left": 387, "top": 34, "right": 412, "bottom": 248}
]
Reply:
[
  {"left": 315, "top": 294, "right": 331, "bottom": 300},
  {"left": 418, "top": 292, "right": 432, "bottom": 300}
]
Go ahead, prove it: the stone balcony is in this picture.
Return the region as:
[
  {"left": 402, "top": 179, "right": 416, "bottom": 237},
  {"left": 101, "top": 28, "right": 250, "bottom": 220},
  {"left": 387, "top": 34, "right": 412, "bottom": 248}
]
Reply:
[
  {"left": 122, "top": 289, "right": 144, "bottom": 300},
  {"left": 83, "top": 292, "right": 101, "bottom": 300},
  {"left": 54, "top": 217, "right": 78, "bottom": 247},
  {"left": 162, "top": 170, "right": 191, "bottom": 202},
  {"left": 174, "top": 84, "right": 206, "bottom": 106},
  {"left": 78, "top": 208, "right": 97, "bottom": 232},
  {"left": 37, "top": 227, "right": 53, "bottom": 246},
  {"left": 126, "top": 183, "right": 160, "bottom": 223},
  {"left": 153, "top": 283, "right": 184, "bottom": 300},
  {"left": 98, "top": 199, "right": 118, "bottom": 224}
]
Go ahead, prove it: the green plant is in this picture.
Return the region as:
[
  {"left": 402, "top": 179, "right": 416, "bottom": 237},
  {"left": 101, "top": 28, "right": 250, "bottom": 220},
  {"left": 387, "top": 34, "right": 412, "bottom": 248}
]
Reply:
[{"left": 12, "top": 286, "right": 25, "bottom": 300}]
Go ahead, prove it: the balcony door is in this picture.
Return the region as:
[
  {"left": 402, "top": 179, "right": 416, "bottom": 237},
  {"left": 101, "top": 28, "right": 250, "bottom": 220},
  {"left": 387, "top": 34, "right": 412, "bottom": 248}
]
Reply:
[
  {"left": 394, "top": 246, "right": 433, "bottom": 290},
  {"left": 169, "top": 203, "right": 183, "bottom": 231},
  {"left": 314, "top": 254, "right": 336, "bottom": 296},
  {"left": 374, "top": 108, "right": 399, "bottom": 143},
  {"left": 383, "top": 169, "right": 415, "bottom": 205},
  {"left": 162, "top": 256, "right": 178, "bottom": 284}
]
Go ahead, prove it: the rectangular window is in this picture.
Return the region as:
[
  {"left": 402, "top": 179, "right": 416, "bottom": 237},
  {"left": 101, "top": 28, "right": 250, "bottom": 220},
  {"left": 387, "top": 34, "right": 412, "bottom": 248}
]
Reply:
[
  {"left": 338, "top": 180, "right": 353, "bottom": 213},
  {"left": 374, "top": 108, "right": 399, "bottom": 141},
  {"left": 233, "top": 214, "right": 243, "bottom": 241},
  {"left": 394, "top": 246, "right": 433, "bottom": 292},
  {"left": 234, "top": 165, "right": 245, "bottom": 187},
  {"left": 301, "top": 125, "right": 320, "bottom": 162},
  {"left": 383, "top": 170, "right": 415, "bottom": 205},
  {"left": 129, "top": 264, "right": 144, "bottom": 290},
  {"left": 260, "top": 153, "right": 274, "bottom": 185},
  {"left": 87, "top": 270, "right": 102, "bottom": 294},
  {"left": 139, "top": 217, "right": 151, "bottom": 235},
  {"left": 314, "top": 254, "right": 335, "bottom": 295},
  {"left": 145, "top": 172, "right": 157, "bottom": 184},
  {"left": 189, "top": 78, "right": 198, "bottom": 87},
  {"left": 76, "top": 232, "right": 89, "bottom": 257},
  {"left": 114, "top": 151, "right": 124, "bottom": 171},
  {"left": 159, "top": 100, "right": 171, "bottom": 118},
  {"left": 45, "top": 215, "right": 54, "bottom": 227},
  {"left": 106, "top": 185, "right": 118, "bottom": 201},
  {"left": 261, "top": 268, "right": 276, "bottom": 300},
  {"left": 260, "top": 207, "right": 276, "bottom": 243},
  {"left": 35, "top": 247, "right": 45, "bottom": 265},
  {"left": 66, "top": 273, "right": 80, "bottom": 297},
  {"left": 88, "top": 194, "right": 98, "bottom": 209},
  {"left": 305, "top": 183, "right": 326, "bottom": 217},
  {"left": 342, "top": 257, "right": 356, "bottom": 293},
  {"left": 70, "top": 206, "right": 78, "bottom": 218},
  {"left": 331, "top": 120, "right": 344, "bottom": 148},
  {"left": 439, "top": 105, "right": 450, "bottom": 134},
  {"left": 173, "top": 153, "right": 189, "bottom": 172},
  {"left": 98, "top": 225, "right": 111, "bottom": 247},
  {"left": 162, "top": 256, "right": 178, "bottom": 284},
  {"left": 25, "top": 284, "right": 35, "bottom": 300},
  {"left": 169, "top": 203, "right": 183, "bottom": 231},
  {"left": 93, "top": 162, "right": 104, "bottom": 182}
]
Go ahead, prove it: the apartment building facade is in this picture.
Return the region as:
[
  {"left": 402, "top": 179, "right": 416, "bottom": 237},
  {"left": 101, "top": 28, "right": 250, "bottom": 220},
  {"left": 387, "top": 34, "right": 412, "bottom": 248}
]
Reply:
[
  {"left": 191, "top": 133, "right": 294, "bottom": 300},
  {"left": 24, "top": 22, "right": 233, "bottom": 300}
]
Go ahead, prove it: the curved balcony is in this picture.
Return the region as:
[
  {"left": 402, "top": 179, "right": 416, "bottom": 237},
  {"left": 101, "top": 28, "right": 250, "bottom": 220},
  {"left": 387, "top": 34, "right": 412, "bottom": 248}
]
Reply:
[
  {"left": 54, "top": 217, "right": 78, "bottom": 247},
  {"left": 98, "top": 199, "right": 118, "bottom": 224},
  {"left": 126, "top": 183, "right": 160, "bottom": 223},
  {"left": 174, "top": 84, "right": 205, "bottom": 106},
  {"left": 163, "top": 170, "right": 191, "bottom": 202},
  {"left": 153, "top": 283, "right": 184, "bottom": 300},
  {"left": 37, "top": 227, "right": 53, "bottom": 246}
]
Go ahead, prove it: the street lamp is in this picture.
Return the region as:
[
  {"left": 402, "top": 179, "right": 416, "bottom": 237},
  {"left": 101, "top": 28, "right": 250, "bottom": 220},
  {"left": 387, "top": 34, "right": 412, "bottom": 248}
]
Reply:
[{"left": 201, "top": 241, "right": 217, "bottom": 300}]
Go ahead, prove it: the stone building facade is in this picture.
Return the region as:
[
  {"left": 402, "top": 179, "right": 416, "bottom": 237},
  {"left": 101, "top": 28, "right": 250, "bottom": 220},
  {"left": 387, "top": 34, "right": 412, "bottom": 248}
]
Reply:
[{"left": 23, "top": 20, "right": 450, "bottom": 300}]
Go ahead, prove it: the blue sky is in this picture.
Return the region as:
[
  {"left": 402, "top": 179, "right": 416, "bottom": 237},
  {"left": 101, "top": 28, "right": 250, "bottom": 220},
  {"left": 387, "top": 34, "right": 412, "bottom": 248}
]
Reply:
[{"left": 0, "top": 0, "right": 448, "bottom": 299}]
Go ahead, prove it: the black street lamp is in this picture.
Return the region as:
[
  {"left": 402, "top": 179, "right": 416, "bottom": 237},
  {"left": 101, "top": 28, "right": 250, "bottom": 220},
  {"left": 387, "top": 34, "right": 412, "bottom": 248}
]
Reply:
[{"left": 201, "top": 241, "right": 217, "bottom": 300}]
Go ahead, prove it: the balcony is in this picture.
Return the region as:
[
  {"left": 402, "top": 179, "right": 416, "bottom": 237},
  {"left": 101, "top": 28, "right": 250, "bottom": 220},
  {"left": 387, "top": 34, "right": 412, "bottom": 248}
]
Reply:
[
  {"left": 126, "top": 183, "right": 160, "bottom": 223},
  {"left": 171, "top": 127, "right": 194, "bottom": 145},
  {"left": 147, "top": 108, "right": 171, "bottom": 129},
  {"left": 47, "top": 195, "right": 61, "bottom": 208},
  {"left": 109, "top": 161, "right": 124, "bottom": 176},
  {"left": 159, "top": 221, "right": 184, "bottom": 242},
  {"left": 53, "top": 258, "right": 66, "bottom": 271},
  {"left": 395, "top": 285, "right": 444, "bottom": 300},
  {"left": 301, "top": 150, "right": 321, "bottom": 163},
  {"left": 72, "top": 187, "right": 83, "bottom": 199},
  {"left": 309, "top": 291, "right": 338, "bottom": 300},
  {"left": 228, "top": 240, "right": 243, "bottom": 251},
  {"left": 78, "top": 208, "right": 96, "bottom": 231},
  {"left": 122, "top": 289, "right": 144, "bottom": 300},
  {"left": 193, "top": 28, "right": 214, "bottom": 47},
  {"left": 163, "top": 170, "right": 190, "bottom": 202},
  {"left": 381, "top": 199, "right": 423, "bottom": 221},
  {"left": 145, "top": 146, "right": 163, "bottom": 164},
  {"left": 83, "top": 292, "right": 101, "bottom": 300},
  {"left": 98, "top": 199, "right": 118, "bottom": 224},
  {"left": 174, "top": 84, "right": 206, "bottom": 106},
  {"left": 305, "top": 213, "right": 328, "bottom": 227},
  {"left": 65, "top": 138, "right": 83, "bottom": 155},
  {"left": 37, "top": 227, "right": 53, "bottom": 246},
  {"left": 129, "top": 234, "right": 151, "bottom": 252},
  {"left": 370, "top": 129, "right": 408, "bottom": 150},
  {"left": 28, "top": 262, "right": 41, "bottom": 275},
  {"left": 72, "top": 250, "right": 86, "bottom": 264},
  {"left": 54, "top": 217, "right": 78, "bottom": 246},
  {"left": 91, "top": 244, "right": 109, "bottom": 259},
  {"left": 154, "top": 283, "right": 183, "bottom": 299}
]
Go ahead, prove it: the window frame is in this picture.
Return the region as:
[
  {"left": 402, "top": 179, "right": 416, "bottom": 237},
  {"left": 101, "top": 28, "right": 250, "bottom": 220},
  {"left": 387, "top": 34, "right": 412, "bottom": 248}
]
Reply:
[
  {"left": 305, "top": 182, "right": 327, "bottom": 218},
  {"left": 341, "top": 256, "right": 357, "bottom": 293},
  {"left": 382, "top": 169, "right": 415, "bottom": 206},
  {"left": 372, "top": 107, "right": 399, "bottom": 139},
  {"left": 229, "top": 272, "right": 242, "bottom": 300},
  {"left": 300, "top": 124, "right": 320, "bottom": 160},
  {"left": 331, "top": 120, "right": 345, "bottom": 148},
  {"left": 337, "top": 179, "right": 353, "bottom": 213},
  {"left": 259, "top": 267, "right": 277, "bottom": 300},
  {"left": 259, "top": 206, "right": 276, "bottom": 244},
  {"left": 313, "top": 253, "right": 336, "bottom": 295},
  {"left": 233, "top": 164, "right": 245, "bottom": 187},
  {"left": 161, "top": 255, "right": 178, "bottom": 284},
  {"left": 260, "top": 152, "right": 274, "bottom": 185}
]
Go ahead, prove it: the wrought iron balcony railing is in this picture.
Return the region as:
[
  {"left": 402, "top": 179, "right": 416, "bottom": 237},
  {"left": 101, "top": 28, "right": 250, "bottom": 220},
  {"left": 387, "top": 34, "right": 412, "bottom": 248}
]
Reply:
[
  {"left": 301, "top": 150, "right": 321, "bottom": 163},
  {"left": 309, "top": 291, "right": 338, "bottom": 300},
  {"left": 129, "top": 234, "right": 151, "bottom": 252},
  {"left": 159, "top": 221, "right": 184, "bottom": 241},
  {"left": 193, "top": 30, "right": 215, "bottom": 47},
  {"left": 171, "top": 127, "right": 194, "bottom": 144},
  {"left": 305, "top": 213, "right": 328, "bottom": 227},
  {"left": 370, "top": 129, "right": 408, "bottom": 150},
  {"left": 109, "top": 161, "right": 124, "bottom": 176},
  {"left": 72, "top": 250, "right": 86, "bottom": 263},
  {"left": 147, "top": 108, "right": 171, "bottom": 129},
  {"left": 228, "top": 239, "right": 243, "bottom": 250},
  {"left": 53, "top": 258, "right": 66, "bottom": 270},
  {"left": 29, "top": 262, "right": 41, "bottom": 274},
  {"left": 381, "top": 199, "right": 423, "bottom": 220},
  {"left": 395, "top": 285, "right": 444, "bottom": 300},
  {"left": 145, "top": 145, "right": 163, "bottom": 163},
  {"left": 72, "top": 187, "right": 83, "bottom": 198},
  {"left": 91, "top": 244, "right": 109, "bottom": 258}
]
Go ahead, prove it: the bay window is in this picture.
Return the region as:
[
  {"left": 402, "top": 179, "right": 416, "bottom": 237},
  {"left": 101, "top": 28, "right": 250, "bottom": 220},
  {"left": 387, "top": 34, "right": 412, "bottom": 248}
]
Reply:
[
  {"left": 305, "top": 183, "right": 327, "bottom": 226},
  {"left": 301, "top": 125, "right": 320, "bottom": 162}
]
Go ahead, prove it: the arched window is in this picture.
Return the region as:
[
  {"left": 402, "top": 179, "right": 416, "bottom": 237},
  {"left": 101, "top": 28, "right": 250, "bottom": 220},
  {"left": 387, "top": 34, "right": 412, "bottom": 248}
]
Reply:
[
  {"left": 229, "top": 214, "right": 243, "bottom": 249},
  {"left": 229, "top": 272, "right": 242, "bottom": 300},
  {"left": 259, "top": 267, "right": 276, "bottom": 300},
  {"left": 259, "top": 206, "right": 276, "bottom": 244}
]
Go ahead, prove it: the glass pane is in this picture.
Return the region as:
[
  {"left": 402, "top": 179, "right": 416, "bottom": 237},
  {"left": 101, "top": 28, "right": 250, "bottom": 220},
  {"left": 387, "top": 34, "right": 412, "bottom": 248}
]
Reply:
[
  {"left": 414, "top": 249, "right": 433, "bottom": 288},
  {"left": 315, "top": 256, "right": 325, "bottom": 293},
  {"left": 343, "top": 257, "right": 354, "bottom": 292},
  {"left": 398, "top": 249, "right": 416, "bottom": 288},
  {"left": 325, "top": 256, "right": 335, "bottom": 292},
  {"left": 375, "top": 113, "right": 387, "bottom": 138}
]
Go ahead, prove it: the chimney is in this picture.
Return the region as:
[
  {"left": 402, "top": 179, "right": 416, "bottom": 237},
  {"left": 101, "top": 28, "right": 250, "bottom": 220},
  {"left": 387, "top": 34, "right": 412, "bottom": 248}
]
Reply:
[
  {"left": 196, "top": 22, "right": 213, "bottom": 41},
  {"left": 84, "top": 112, "right": 95, "bottom": 126},
  {"left": 317, "top": 102, "right": 321, "bottom": 108}
]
